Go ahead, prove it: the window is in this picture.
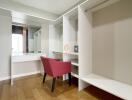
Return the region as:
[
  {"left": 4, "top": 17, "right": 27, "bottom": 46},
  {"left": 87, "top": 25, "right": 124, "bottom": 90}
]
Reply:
[{"left": 12, "top": 34, "right": 23, "bottom": 53}]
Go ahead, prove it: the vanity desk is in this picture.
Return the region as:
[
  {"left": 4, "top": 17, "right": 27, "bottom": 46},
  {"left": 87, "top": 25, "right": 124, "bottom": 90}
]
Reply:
[{"left": 11, "top": 53, "right": 46, "bottom": 85}]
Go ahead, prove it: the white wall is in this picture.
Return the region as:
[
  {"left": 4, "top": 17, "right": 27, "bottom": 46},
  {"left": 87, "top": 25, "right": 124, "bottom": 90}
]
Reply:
[
  {"left": 0, "top": 9, "right": 12, "bottom": 81},
  {"left": 51, "top": 24, "right": 63, "bottom": 52},
  {"left": 49, "top": 23, "right": 63, "bottom": 58},
  {"left": 41, "top": 23, "right": 49, "bottom": 56},
  {"left": 92, "top": 0, "right": 132, "bottom": 85}
]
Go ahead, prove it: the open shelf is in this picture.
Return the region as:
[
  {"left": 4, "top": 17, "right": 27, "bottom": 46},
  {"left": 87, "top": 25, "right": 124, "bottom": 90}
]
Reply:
[
  {"left": 71, "top": 72, "right": 79, "bottom": 78},
  {"left": 71, "top": 59, "right": 79, "bottom": 66},
  {"left": 63, "top": 6, "right": 78, "bottom": 55},
  {"left": 52, "top": 51, "right": 79, "bottom": 66},
  {"left": 71, "top": 64, "right": 79, "bottom": 78},
  {"left": 80, "top": 74, "right": 132, "bottom": 100},
  {"left": 71, "top": 65, "right": 79, "bottom": 78}
]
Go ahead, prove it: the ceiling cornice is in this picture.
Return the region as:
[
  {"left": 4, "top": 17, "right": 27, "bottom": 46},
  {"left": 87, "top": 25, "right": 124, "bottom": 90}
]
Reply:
[
  {"left": 0, "top": 0, "right": 59, "bottom": 21},
  {"left": 0, "top": 0, "right": 88, "bottom": 22}
]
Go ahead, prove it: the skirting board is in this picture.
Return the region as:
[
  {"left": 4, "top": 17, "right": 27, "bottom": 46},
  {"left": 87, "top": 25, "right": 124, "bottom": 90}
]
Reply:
[{"left": 0, "top": 71, "right": 41, "bottom": 82}]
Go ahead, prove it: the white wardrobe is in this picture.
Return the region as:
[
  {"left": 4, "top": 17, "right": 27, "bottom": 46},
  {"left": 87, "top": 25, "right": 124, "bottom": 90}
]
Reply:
[{"left": 49, "top": 0, "right": 132, "bottom": 99}]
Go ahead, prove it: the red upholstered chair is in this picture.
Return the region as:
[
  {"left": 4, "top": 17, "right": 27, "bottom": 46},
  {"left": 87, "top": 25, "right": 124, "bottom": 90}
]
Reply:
[{"left": 41, "top": 57, "right": 71, "bottom": 92}]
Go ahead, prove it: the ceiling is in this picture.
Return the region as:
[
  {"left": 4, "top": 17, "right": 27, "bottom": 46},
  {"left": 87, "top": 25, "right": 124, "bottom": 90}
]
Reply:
[
  {"left": 10, "top": 0, "right": 86, "bottom": 15},
  {"left": 0, "top": 0, "right": 86, "bottom": 25}
]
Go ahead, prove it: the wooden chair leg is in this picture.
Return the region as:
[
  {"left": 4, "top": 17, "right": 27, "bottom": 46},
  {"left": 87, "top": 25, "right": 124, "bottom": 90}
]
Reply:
[
  {"left": 43, "top": 73, "right": 47, "bottom": 83},
  {"left": 68, "top": 73, "right": 71, "bottom": 86},
  {"left": 51, "top": 78, "right": 56, "bottom": 92}
]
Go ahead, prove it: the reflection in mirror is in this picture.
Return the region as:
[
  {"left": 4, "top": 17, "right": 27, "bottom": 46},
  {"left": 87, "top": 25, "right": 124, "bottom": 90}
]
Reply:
[{"left": 12, "top": 25, "right": 41, "bottom": 54}]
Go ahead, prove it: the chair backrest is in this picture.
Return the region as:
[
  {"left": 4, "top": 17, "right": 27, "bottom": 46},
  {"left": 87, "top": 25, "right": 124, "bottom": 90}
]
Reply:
[
  {"left": 41, "top": 57, "right": 71, "bottom": 77},
  {"left": 41, "top": 57, "right": 56, "bottom": 76},
  {"left": 49, "top": 59, "right": 72, "bottom": 77}
]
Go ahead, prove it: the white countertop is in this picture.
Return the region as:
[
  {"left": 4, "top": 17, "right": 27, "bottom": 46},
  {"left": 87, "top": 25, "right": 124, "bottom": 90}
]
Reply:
[
  {"left": 12, "top": 52, "right": 45, "bottom": 56},
  {"left": 12, "top": 53, "right": 46, "bottom": 62}
]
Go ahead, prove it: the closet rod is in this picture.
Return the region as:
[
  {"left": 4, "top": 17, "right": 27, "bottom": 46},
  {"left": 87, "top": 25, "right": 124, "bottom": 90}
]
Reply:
[{"left": 85, "top": 0, "right": 110, "bottom": 12}]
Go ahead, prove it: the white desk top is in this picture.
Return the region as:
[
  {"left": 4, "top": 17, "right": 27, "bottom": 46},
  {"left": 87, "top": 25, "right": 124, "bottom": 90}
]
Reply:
[{"left": 12, "top": 53, "right": 46, "bottom": 62}]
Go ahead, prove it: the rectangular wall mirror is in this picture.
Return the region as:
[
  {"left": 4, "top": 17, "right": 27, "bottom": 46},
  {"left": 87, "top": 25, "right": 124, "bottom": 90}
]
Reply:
[{"left": 12, "top": 24, "right": 41, "bottom": 54}]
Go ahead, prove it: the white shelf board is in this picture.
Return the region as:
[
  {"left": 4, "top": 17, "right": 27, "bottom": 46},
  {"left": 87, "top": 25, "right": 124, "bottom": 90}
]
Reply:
[
  {"left": 80, "top": 73, "right": 132, "bottom": 100},
  {"left": 52, "top": 51, "right": 63, "bottom": 54},
  {"left": 71, "top": 72, "right": 79, "bottom": 78},
  {"left": 72, "top": 62, "right": 79, "bottom": 66},
  {"left": 53, "top": 51, "right": 78, "bottom": 56},
  {"left": 63, "top": 52, "right": 78, "bottom": 56}
]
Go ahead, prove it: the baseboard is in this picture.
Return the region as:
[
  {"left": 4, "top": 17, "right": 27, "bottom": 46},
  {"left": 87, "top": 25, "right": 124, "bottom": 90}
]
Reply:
[
  {"left": 0, "top": 71, "right": 41, "bottom": 82},
  {"left": 0, "top": 76, "right": 10, "bottom": 81},
  {"left": 13, "top": 71, "right": 41, "bottom": 78}
]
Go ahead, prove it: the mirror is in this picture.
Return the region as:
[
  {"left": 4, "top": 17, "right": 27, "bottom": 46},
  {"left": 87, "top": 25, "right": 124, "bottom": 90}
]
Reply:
[
  {"left": 12, "top": 24, "right": 41, "bottom": 53},
  {"left": 28, "top": 26, "right": 41, "bottom": 53}
]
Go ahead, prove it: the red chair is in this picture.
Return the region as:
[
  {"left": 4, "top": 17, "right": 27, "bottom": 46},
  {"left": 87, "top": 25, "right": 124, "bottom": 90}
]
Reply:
[{"left": 41, "top": 57, "right": 71, "bottom": 92}]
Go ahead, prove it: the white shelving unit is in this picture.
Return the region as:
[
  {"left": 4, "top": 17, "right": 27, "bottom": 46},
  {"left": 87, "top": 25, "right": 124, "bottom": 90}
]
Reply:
[
  {"left": 49, "top": 0, "right": 132, "bottom": 99},
  {"left": 63, "top": 7, "right": 79, "bottom": 79},
  {"left": 50, "top": 10, "right": 79, "bottom": 79}
]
